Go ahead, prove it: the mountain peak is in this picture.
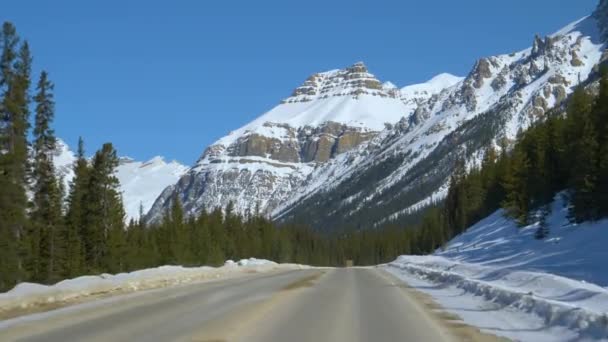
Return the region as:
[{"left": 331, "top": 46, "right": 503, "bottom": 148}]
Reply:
[
  {"left": 282, "top": 61, "right": 386, "bottom": 104},
  {"left": 400, "top": 72, "right": 463, "bottom": 99}
]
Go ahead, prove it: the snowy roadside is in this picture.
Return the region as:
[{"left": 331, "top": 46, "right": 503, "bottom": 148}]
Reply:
[
  {"left": 0, "top": 258, "right": 307, "bottom": 320},
  {"left": 385, "top": 255, "right": 608, "bottom": 342},
  {"left": 383, "top": 195, "right": 608, "bottom": 341}
]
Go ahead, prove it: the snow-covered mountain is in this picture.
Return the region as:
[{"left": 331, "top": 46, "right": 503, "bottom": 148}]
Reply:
[
  {"left": 148, "top": 2, "right": 608, "bottom": 229},
  {"left": 146, "top": 63, "right": 461, "bottom": 222},
  {"left": 53, "top": 140, "right": 188, "bottom": 221},
  {"left": 273, "top": 11, "right": 607, "bottom": 229}
]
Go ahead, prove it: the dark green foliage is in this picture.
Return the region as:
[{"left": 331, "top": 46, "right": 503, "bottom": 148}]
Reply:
[
  {"left": 83, "top": 143, "right": 125, "bottom": 273},
  {"left": 29, "top": 71, "right": 64, "bottom": 283},
  {"left": 62, "top": 137, "right": 88, "bottom": 278},
  {"left": 0, "top": 22, "right": 30, "bottom": 289},
  {"left": 502, "top": 144, "right": 530, "bottom": 226}
]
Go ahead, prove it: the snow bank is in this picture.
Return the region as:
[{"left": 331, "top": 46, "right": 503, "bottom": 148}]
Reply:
[
  {"left": 0, "top": 259, "right": 289, "bottom": 317},
  {"left": 387, "top": 256, "right": 608, "bottom": 341},
  {"left": 385, "top": 195, "right": 608, "bottom": 341}
]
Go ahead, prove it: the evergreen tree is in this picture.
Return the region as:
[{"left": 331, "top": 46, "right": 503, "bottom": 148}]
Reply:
[
  {"left": 0, "top": 23, "right": 30, "bottom": 289},
  {"left": 596, "top": 69, "right": 608, "bottom": 216},
  {"left": 29, "top": 71, "right": 64, "bottom": 282},
  {"left": 569, "top": 113, "right": 599, "bottom": 222},
  {"left": 169, "top": 194, "right": 193, "bottom": 265},
  {"left": 63, "top": 137, "right": 88, "bottom": 278},
  {"left": 502, "top": 145, "right": 530, "bottom": 226},
  {"left": 83, "top": 143, "right": 124, "bottom": 273},
  {"left": 445, "top": 159, "right": 467, "bottom": 235}
]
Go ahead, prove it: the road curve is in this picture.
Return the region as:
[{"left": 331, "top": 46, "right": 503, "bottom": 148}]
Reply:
[{"left": 0, "top": 268, "right": 495, "bottom": 342}]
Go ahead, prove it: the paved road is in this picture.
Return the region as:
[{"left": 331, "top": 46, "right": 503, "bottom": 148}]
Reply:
[{"left": 0, "top": 268, "right": 487, "bottom": 342}]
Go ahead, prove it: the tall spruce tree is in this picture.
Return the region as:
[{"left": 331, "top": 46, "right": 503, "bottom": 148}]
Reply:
[
  {"left": 445, "top": 159, "right": 467, "bottom": 235},
  {"left": 596, "top": 69, "right": 608, "bottom": 216},
  {"left": 83, "top": 143, "right": 124, "bottom": 273},
  {"left": 569, "top": 114, "right": 599, "bottom": 222},
  {"left": 0, "top": 22, "right": 22, "bottom": 290},
  {"left": 502, "top": 145, "right": 530, "bottom": 226},
  {"left": 29, "top": 71, "right": 64, "bottom": 282},
  {"left": 63, "top": 137, "right": 88, "bottom": 277},
  {"left": 566, "top": 88, "right": 598, "bottom": 222},
  {"left": 0, "top": 24, "right": 31, "bottom": 289}
]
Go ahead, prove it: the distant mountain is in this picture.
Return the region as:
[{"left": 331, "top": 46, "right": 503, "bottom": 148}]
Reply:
[
  {"left": 148, "top": 2, "right": 608, "bottom": 231},
  {"left": 53, "top": 140, "right": 188, "bottom": 221}
]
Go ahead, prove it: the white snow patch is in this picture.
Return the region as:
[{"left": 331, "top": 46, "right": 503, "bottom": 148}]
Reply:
[{"left": 116, "top": 157, "right": 189, "bottom": 221}]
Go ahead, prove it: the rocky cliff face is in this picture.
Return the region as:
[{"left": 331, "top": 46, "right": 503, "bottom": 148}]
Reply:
[{"left": 148, "top": 4, "right": 607, "bottom": 230}]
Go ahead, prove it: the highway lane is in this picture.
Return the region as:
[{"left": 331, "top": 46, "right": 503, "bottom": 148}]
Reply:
[{"left": 0, "top": 268, "right": 499, "bottom": 341}]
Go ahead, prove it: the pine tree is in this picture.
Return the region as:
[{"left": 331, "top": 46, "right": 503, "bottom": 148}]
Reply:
[
  {"left": 596, "top": 69, "right": 608, "bottom": 216},
  {"left": 83, "top": 143, "right": 124, "bottom": 273},
  {"left": 207, "top": 208, "right": 226, "bottom": 266},
  {"left": 502, "top": 145, "right": 530, "bottom": 226},
  {"left": 569, "top": 114, "right": 599, "bottom": 222},
  {"left": 169, "top": 193, "right": 193, "bottom": 264},
  {"left": 445, "top": 159, "right": 467, "bottom": 235},
  {"left": 223, "top": 201, "right": 238, "bottom": 259},
  {"left": 63, "top": 137, "right": 88, "bottom": 278},
  {"left": 105, "top": 196, "right": 127, "bottom": 273},
  {"left": 0, "top": 23, "right": 30, "bottom": 289},
  {"left": 29, "top": 71, "right": 64, "bottom": 282},
  {"left": 599, "top": 125, "right": 608, "bottom": 216}
]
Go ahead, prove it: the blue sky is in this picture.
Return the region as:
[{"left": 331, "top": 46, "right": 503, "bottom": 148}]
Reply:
[{"left": 3, "top": 0, "right": 598, "bottom": 164}]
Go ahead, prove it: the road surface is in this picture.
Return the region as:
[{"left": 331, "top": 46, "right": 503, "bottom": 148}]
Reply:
[{"left": 0, "top": 268, "right": 498, "bottom": 341}]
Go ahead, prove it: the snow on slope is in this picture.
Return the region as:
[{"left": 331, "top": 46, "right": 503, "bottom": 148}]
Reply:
[
  {"left": 215, "top": 68, "right": 462, "bottom": 148},
  {"left": 53, "top": 140, "right": 188, "bottom": 221},
  {"left": 400, "top": 73, "right": 464, "bottom": 99},
  {"left": 115, "top": 157, "right": 189, "bottom": 221},
  {"left": 215, "top": 62, "right": 411, "bottom": 147},
  {"left": 385, "top": 195, "right": 608, "bottom": 341}
]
